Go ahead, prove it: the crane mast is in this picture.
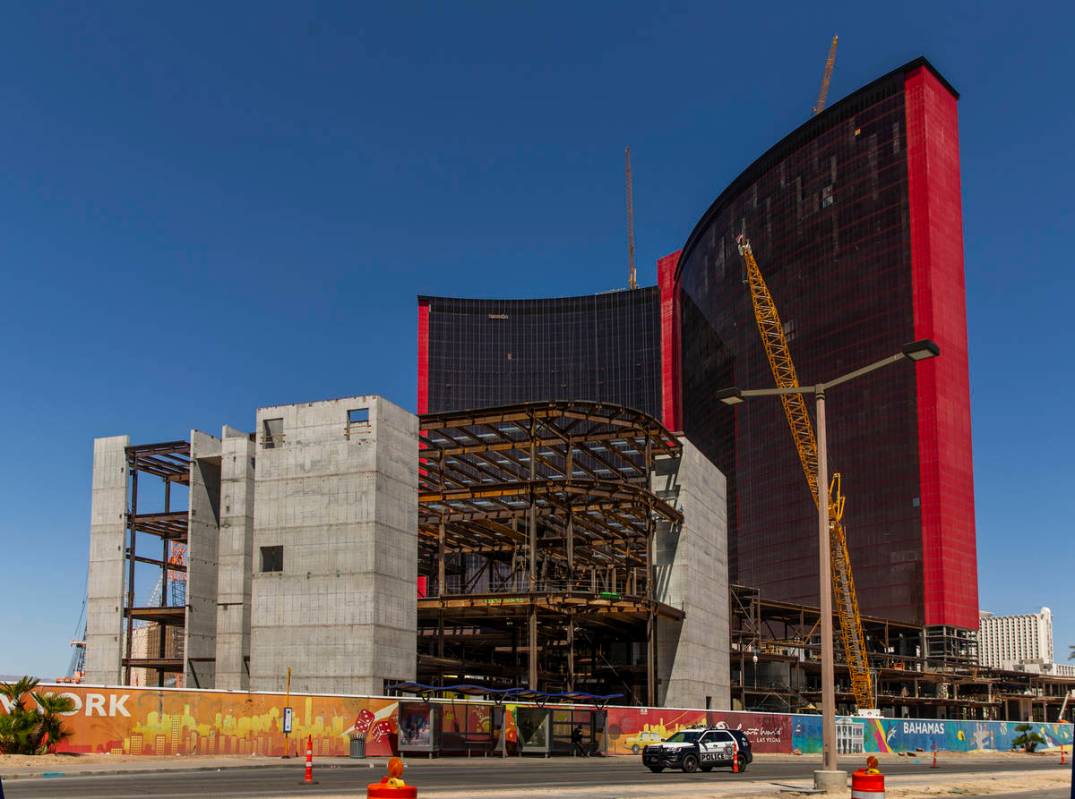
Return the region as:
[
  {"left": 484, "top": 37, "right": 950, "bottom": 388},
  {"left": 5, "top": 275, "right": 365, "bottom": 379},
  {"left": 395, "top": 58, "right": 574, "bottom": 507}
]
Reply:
[
  {"left": 736, "top": 235, "right": 874, "bottom": 710},
  {"left": 626, "top": 146, "right": 637, "bottom": 290}
]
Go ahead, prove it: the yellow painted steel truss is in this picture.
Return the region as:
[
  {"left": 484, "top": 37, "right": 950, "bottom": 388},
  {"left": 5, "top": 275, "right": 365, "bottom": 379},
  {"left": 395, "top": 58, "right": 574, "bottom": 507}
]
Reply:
[{"left": 737, "top": 237, "right": 874, "bottom": 710}]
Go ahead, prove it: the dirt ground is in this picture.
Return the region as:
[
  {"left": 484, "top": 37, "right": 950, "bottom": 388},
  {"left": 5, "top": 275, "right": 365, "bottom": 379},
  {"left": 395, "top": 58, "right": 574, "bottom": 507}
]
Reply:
[{"left": 844, "top": 770, "right": 1070, "bottom": 798}]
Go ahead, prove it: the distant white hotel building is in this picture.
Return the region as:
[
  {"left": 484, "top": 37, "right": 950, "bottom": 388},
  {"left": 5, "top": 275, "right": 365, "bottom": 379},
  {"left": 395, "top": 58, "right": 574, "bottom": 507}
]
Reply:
[{"left": 978, "top": 607, "right": 1075, "bottom": 675}]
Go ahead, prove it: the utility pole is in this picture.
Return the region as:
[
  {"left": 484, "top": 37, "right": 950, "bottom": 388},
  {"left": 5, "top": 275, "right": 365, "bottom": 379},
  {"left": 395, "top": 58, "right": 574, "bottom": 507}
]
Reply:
[{"left": 626, "top": 146, "right": 637, "bottom": 290}]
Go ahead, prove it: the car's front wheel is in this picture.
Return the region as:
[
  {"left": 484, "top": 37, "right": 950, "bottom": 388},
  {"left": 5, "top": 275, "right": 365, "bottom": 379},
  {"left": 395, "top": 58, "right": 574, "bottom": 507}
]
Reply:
[
  {"left": 735, "top": 754, "right": 748, "bottom": 773},
  {"left": 681, "top": 754, "right": 700, "bottom": 773}
]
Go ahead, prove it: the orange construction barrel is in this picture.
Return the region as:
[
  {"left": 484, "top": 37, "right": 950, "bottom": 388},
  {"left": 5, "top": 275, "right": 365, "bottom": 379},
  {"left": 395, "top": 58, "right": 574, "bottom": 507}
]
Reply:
[
  {"left": 851, "top": 768, "right": 885, "bottom": 798},
  {"left": 368, "top": 757, "right": 418, "bottom": 798}
]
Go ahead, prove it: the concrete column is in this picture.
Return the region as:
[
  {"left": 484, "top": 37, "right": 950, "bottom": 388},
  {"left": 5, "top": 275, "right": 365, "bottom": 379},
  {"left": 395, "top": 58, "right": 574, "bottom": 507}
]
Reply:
[
  {"left": 184, "top": 430, "right": 221, "bottom": 688},
  {"left": 214, "top": 426, "right": 255, "bottom": 689},
  {"left": 371, "top": 398, "right": 420, "bottom": 692},
  {"left": 652, "top": 438, "right": 730, "bottom": 709},
  {"left": 84, "top": 435, "right": 130, "bottom": 685}
]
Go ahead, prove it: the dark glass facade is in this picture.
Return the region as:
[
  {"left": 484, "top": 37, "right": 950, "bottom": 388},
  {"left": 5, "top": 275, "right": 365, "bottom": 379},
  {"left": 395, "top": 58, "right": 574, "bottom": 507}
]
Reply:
[
  {"left": 418, "top": 289, "right": 662, "bottom": 417},
  {"left": 675, "top": 59, "right": 977, "bottom": 628},
  {"left": 414, "top": 58, "right": 978, "bottom": 632}
]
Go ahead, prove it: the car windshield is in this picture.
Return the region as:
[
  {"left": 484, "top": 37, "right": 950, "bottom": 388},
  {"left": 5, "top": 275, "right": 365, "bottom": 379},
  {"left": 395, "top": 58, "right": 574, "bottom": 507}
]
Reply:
[{"left": 663, "top": 731, "right": 703, "bottom": 743}]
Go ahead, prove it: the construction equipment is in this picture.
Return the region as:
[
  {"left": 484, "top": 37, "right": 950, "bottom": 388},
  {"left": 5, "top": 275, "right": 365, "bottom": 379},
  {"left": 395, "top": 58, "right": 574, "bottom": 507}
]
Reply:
[
  {"left": 147, "top": 542, "right": 187, "bottom": 607},
  {"left": 812, "top": 35, "right": 838, "bottom": 116},
  {"left": 735, "top": 235, "right": 874, "bottom": 710},
  {"left": 65, "top": 597, "right": 87, "bottom": 680},
  {"left": 625, "top": 146, "right": 637, "bottom": 290}
]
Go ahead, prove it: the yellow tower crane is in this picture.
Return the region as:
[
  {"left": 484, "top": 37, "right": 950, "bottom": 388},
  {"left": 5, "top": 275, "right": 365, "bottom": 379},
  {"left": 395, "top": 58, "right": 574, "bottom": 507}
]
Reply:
[{"left": 736, "top": 235, "right": 874, "bottom": 710}]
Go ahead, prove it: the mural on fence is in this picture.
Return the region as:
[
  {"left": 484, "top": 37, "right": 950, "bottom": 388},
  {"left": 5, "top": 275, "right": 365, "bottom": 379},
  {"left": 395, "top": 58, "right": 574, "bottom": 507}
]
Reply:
[
  {"left": 3, "top": 685, "right": 1070, "bottom": 757},
  {"left": 3, "top": 685, "right": 397, "bottom": 757},
  {"left": 605, "top": 707, "right": 791, "bottom": 754},
  {"left": 792, "top": 714, "right": 1073, "bottom": 754}
]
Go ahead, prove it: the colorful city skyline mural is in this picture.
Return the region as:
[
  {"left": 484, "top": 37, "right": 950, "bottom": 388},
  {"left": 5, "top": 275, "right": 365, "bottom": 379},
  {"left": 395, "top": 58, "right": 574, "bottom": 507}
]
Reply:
[{"left": 5, "top": 685, "right": 1070, "bottom": 758}]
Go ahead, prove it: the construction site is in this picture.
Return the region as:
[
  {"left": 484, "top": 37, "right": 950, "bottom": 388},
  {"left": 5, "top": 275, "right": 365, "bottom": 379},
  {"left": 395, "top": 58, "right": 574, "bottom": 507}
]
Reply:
[
  {"left": 68, "top": 47, "right": 1075, "bottom": 727},
  {"left": 415, "top": 401, "right": 726, "bottom": 708}
]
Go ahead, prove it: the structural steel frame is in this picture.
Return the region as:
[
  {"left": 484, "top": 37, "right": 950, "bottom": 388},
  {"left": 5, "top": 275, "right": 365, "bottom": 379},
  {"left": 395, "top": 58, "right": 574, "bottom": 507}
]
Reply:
[
  {"left": 418, "top": 401, "right": 682, "bottom": 705},
  {"left": 122, "top": 441, "right": 190, "bottom": 685},
  {"left": 730, "top": 585, "right": 1074, "bottom": 722}
]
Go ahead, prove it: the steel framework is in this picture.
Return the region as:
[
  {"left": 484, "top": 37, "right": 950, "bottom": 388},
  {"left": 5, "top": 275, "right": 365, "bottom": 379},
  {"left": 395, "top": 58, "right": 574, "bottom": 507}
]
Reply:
[
  {"left": 122, "top": 441, "right": 190, "bottom": 685},
  {"left": 417, "top": 401, "right": 683, "bottom": 705}
]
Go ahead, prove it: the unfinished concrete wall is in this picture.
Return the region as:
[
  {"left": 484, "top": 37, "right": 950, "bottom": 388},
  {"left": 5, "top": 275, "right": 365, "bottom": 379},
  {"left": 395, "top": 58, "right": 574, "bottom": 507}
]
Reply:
[
  {"left": 369, "top": 399, "right": 420, "bottom": 685},
  {"left": 84, "top": 435, "right": 130, "bottom": 684},
  {"left": 214, "top": 426, "right": 255, "bottom": 689},
  {"left": 249, "top": 396, "right": 418, "bottom": 695},
  {"left": 184, "top": 430, "right": 221, "bottom": 689},
  {"left": 652, "top": 438, "right": 730, "bottom": 709}
]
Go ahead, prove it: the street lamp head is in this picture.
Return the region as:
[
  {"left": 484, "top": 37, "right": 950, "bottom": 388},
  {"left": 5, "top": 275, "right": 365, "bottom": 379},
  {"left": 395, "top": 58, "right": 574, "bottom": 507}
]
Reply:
[
  {"left": 717, "top": 387, "right": 745, "bottom": 406},
  {"left": 902, "top": 339, "right": 940, "bottom": 361}
]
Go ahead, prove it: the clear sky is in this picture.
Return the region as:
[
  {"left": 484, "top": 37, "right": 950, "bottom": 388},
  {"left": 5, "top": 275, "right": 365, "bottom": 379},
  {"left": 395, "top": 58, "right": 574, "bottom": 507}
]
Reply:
[{"left": 1, "top": 2, "right": 1072, "bottom": 678}]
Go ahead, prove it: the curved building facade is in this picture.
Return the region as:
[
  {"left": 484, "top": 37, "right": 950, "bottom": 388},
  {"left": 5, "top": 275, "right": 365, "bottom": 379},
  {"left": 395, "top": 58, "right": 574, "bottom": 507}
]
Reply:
[
  {"left": 418, "top": 289, "right": 662, "bottom": 417},
  {"left": 672, "top": 58, "right": 977, "bottom": 630}
]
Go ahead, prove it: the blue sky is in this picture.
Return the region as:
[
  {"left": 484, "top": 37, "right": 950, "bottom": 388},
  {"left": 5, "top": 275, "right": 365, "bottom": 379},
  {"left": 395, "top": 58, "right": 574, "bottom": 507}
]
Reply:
[{"left": 1, "top": 2, "right": 1072, "bottom": 677}]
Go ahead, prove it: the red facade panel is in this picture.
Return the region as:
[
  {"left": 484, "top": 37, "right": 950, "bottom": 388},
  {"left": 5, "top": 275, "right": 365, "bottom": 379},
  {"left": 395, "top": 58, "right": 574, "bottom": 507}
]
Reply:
[
  {"left": 658, "top": 250, "right": 682, "bottom": 432},
  {"left": 904, "top": 67, "right": 979, "bottom": 629},
  {"left": 417, "top": 299, "right": 430, "bottom": 415}
]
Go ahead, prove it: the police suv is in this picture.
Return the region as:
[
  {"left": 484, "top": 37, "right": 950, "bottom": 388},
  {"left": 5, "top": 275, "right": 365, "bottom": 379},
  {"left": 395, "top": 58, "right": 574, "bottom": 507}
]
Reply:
[{"left": 641, "top": 727, "right": 752, "bottom": 774}]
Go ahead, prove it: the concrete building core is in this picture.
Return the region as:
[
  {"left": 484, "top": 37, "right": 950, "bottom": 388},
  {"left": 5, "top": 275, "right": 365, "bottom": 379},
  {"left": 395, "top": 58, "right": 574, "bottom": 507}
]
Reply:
[
  {"left": 84, "top": 435, "right": 130, "bottom": 685},
  {"left": 653, "top": 438, "right": 730, "bottom": 709},
  {"left": 213, "top": 426, "right": 256, "bottom": 690},
  {"left": 249, "top": 396, "right": 418, "bottom": 695}
]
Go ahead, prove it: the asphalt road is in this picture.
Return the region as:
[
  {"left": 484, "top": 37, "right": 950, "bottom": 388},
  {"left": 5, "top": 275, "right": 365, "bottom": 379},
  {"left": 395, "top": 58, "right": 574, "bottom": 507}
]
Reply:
[{"left": 1, "top": 756, "right": 1068, "bottom": 798}]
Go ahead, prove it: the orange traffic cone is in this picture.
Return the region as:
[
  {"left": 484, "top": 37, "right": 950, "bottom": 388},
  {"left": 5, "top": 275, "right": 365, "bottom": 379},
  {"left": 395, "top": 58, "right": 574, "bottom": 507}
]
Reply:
[
  {"left": 299, "top": 734, "right": 318, "bottom": 785},
  {"left": 1060, "top": 745, "right": 1066, "bottom": 767},
  {"left": 731, "top": 738, "right": 740, "bottom": 774}
]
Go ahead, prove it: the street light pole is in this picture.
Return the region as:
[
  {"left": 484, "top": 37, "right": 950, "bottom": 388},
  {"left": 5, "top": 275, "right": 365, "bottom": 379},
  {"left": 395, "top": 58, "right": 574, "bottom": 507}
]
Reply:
[
  {"left": 816, "top": 386, "right": 838, "bottom": 776},
  {"left": 716, "top": 338, "right": 940, "bottom": 793}
]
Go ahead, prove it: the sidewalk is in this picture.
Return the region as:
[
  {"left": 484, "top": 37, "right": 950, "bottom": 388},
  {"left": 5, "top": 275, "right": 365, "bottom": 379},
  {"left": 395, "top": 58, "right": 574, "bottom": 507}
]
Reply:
[{"left": 0, "top": 753, "right": 383, "bottom": 780}]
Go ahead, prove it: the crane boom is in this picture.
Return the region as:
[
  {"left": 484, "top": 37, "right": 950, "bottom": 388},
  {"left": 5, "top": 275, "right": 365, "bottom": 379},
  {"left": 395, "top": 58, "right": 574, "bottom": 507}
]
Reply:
[
  {"left": 626, "top": 146, "right": 637, "bottom": 290},
  {"left": 813, "top": 35, "right": 838, "bottom": 116},
  {"left": 736, "top": 235, "right": 874, "bottom": 710}
]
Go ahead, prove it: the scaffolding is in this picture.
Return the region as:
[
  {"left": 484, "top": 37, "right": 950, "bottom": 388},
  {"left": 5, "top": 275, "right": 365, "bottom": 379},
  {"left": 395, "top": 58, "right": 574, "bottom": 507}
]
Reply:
[
  {"left": 417, "top": 401, "right": 683, "bottom": 705},
  {"left": 122, "top": 441, "right": 191, "bottom": 686}
]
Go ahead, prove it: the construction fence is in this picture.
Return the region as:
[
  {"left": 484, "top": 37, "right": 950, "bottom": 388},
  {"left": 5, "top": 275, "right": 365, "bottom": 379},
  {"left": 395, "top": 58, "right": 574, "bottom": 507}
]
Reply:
[{"left": 4, "top": 684, "right": 1071, "bottom": 758}]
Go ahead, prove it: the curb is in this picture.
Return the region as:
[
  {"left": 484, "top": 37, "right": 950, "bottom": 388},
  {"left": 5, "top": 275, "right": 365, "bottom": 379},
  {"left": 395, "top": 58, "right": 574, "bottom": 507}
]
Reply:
[{"left": 0, "top": 759, "right": 390, "bottom": 782}]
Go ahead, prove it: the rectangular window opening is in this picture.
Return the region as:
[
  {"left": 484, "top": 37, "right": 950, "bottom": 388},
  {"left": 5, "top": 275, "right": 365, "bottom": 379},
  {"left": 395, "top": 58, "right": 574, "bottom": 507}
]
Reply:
[
  {"left": 347, "top": 407, "right": 370, "bottom": 440},
  {"left": 262, "top": 418, "right": 283, "bottom": 449},
  {"left": 260, "top": 545, "right": 283, "bottom": 573}
]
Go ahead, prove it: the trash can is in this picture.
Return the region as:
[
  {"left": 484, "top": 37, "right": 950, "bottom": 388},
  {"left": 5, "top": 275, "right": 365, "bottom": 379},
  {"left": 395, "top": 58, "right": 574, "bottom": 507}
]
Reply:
[{"left": 350, "top": 736, "right": 366, "bottom": 758}]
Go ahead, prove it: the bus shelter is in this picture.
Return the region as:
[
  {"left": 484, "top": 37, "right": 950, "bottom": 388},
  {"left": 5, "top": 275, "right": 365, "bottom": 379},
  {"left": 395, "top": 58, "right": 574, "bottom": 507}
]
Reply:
[{"left": 392, "top": 684, "right": 618, "bottom": 758}]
